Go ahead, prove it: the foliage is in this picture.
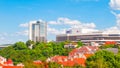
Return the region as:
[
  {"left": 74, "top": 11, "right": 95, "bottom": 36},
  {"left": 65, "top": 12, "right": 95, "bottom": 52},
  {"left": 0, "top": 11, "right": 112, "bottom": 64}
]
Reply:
[
  {"left": 86, "top": 50, "right": 120, "bottom": 68},
  {"left": 48, "top": 62, "right": 61, "bottom": 68},
  {"left": 13, "top": 41, "right": 28, "bottom": 50},
  {"left": 26, "top": 40, "right": 34, "bottom": 47},
  {"left": 100, "top": 44, "right": 116, "bottom": 49},
  {"left": 77, "top": 41, "right": 83, "bottom": 48},
  {"left": 99, "top": 41, "right": 118, "bottom": 49},
  {"left": 0, "top": 41, "right": 73, "bottom": 65}
]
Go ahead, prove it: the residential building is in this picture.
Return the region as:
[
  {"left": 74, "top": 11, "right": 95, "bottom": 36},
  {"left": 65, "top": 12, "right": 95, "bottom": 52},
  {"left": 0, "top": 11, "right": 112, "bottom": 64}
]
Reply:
[
  {"left": 29, "top": 20, "right": 47, "bottom": 42},
  {"left": 69, "top": 46, "right": 98, "bottom": 59},
  {"left": 0, "top": 56, "right": 23, "bottom": 68},
  {"left": 46, "top": 46, "right": 98, "bottom": 67}
]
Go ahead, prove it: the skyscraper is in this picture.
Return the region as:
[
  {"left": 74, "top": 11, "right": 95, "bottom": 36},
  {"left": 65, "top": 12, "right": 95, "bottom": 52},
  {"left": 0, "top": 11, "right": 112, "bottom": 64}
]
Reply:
[{"left": 29, "top": 20, "right": 47, "bottom": 42}]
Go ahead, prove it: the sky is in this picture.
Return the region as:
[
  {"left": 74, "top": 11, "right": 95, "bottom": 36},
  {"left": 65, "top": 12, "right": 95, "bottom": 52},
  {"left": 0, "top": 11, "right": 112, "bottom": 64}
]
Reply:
[{"left": 0, "top": 0, "right": 120, "bottom": 44}]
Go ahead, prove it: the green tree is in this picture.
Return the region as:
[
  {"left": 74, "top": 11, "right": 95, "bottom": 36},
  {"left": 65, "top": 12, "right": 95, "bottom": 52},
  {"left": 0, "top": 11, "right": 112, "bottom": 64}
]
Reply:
[
  {"left": 77, "top": 41, "right": 83, "bottom": 48},
  {"left": 0, "top": 41, "right": 74, "bottom": 66},
  {"left": 100, "top": 44, "right": 115, "bottom": 49},
  {"left": 0, "top": 46, "right": 15, "bottom": 58},
  {"left": 86, "top": 50, "right": 115, "bottom": 68},
  {"left": 26, "top": 40, "right": 34, "bottom": 47},
  {"left": 114, "top": 54, "right": 120, "bottom": 68},
  {"left": 13, "top": 41, "right": 28, "bottom": 50},
  {"left": 48, "top": 62, "right": 61, "bottom": 68}
]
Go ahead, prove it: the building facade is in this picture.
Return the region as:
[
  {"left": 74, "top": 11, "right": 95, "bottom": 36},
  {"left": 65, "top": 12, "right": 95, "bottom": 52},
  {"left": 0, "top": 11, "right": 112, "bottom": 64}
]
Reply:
[
  {"left": 56, "top": 29, "right": 120, "bottom": 45},
  {"left": 29, "top": 20, "right": 47, "bottom": 42}
]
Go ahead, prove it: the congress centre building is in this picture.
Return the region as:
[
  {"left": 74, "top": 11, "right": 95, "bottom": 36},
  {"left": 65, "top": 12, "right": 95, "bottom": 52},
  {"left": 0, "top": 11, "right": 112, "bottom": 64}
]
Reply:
[{"left": 56, "top": 28, "right": 120, "bottom": 45}]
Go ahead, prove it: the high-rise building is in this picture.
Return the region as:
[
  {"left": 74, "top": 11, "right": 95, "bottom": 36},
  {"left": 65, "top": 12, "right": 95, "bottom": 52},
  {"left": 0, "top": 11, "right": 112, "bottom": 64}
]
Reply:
[{"left": 29, "top": 20, "right": 47, "bottom": 42}]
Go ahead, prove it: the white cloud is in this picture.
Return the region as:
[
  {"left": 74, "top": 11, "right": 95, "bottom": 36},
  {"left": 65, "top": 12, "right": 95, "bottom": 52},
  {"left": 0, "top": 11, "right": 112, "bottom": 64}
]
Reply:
[
  {"left": 109, "top": 0, "right": 120, "bottom": 10},
  {"left": 19, "top": 23, "right": 28, "bottom": 27},
  {"left": 0, "top": 33, "right": 14, "bottom": 44},
  {"left": 103, "top": 20, "right": 120, "bottom": 33},
  {"left": 0, "top": 33, "right": 8, "bottom": 37},
  {"left": 48, "top": 21, "right": 60, "bottom": 25},
  {"left": 107, "top": 0, "right": 120, "bottom": 33},
  {"left": 18, "top": 23, "right": 29, "bottom": 37},
  {"left": 0, "top": 37, "right": 5, "bottom": 40},
  {"left": 116, "top": 14, "right": 120, "bottom": 27},
  {"left": 49, "top": 17, "right": 96, "bottom": 29},
  {"left": 103, "top": 26, "right": 120, "bottom": 33},
  {"left": 58, "top": 17, "right": 80, "bottom": 25},
  {"left": 103, "top": 12, "right": 120, "bottom": 33},
  {"left": 47, "top": 26, "right": 66, "bottom": 35},
  {"left": 48, "top": 17, "right": 80, "bottom": 25},
  {"left": 18, "top": 39, "right": 24, "bottom": 42},
  {"left": 48, "top": 17, "right": 97, "bottom": 35},
  {"left": 85, "top": 23, "right": 96, "bottom": 28},
  {"left": 16, "top": 30, "right": 28, "bottom": 36},
  {"left": 71, "top": 22, "right": 96, "bottom": 29},
  {"left": 81, "top": 28, "right": 99, "bottom": 33},
  {"left": 111, "top": 11, "right": 120, "bottom": 28}
]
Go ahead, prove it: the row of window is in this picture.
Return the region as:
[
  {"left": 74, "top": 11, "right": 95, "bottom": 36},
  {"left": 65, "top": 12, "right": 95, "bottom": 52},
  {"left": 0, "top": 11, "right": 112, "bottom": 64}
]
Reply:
[{"left": 56, "top": 35, "right": 120, "bottom": 42}]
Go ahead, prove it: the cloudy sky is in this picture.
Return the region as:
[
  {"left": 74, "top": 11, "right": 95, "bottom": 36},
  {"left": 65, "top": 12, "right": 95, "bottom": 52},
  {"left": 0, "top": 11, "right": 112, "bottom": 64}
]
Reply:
[{"left": 0, "top": 0, "right": 120, "bottom": 44}]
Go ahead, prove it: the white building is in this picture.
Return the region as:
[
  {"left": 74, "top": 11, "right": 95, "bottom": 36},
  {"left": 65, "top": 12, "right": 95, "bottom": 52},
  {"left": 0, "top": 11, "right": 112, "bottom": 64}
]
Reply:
[
  {"left": 57, "top": 28, "right": 120, "bottom": 45},
  {"left": 29, "top": 20, "right": 47, "bottom": 42}
]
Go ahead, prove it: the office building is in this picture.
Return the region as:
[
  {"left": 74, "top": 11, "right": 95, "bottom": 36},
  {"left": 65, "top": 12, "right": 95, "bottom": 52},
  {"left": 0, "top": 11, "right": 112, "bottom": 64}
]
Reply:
[
  {"left": 29, "top": 20, "right": 47, "bottom": 42},
  {"left": 56, "top": 28, "right": 120, "bottom": 45}
]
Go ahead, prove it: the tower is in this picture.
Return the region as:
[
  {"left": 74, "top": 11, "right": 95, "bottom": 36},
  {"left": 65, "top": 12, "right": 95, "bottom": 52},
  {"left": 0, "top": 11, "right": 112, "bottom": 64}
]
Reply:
[{"left": 29, "top": 20, "right": 47, "bottom": 42}]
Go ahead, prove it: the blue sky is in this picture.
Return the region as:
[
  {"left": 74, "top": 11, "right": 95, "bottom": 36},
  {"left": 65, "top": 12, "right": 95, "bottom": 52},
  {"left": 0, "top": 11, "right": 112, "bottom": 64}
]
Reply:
[{"left": 0, "top": 0, "right": 120, "bottom": 44}]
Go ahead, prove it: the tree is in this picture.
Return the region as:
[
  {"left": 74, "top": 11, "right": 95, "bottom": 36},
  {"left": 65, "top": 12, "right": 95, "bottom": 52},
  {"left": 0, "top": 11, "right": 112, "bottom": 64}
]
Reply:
[
  {"left": 26, "top": 40, "right": 34, "bottom": 49},
  {"left": 13, "top": 41, "right": 28, "bottom": 50},
  {"left": 114, "top": 54, "right": 120, "bottom": 67},
  {"left": 0, "top": 41, "right": 74, "bottom": 66},
  {"left": 0, "top": 46, "right": 15, "bottom": 58},
  {"left": 100, "top": 41, "right": 117, "bottom": 49},
  {"left": 77, "top": 41, "right": 83, "bottom": 48},
  {"left": 48, "top": 62, "right": 61, "bottom": 68},
  {"left": 86, "top": 50, "right": 115, "bottom": 68}
]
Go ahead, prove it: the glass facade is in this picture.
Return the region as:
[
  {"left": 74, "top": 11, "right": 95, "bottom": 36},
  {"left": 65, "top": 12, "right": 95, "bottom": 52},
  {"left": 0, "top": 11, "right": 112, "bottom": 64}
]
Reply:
[
  {"left": 56, "top": 34, "right": 120, "bottom": 44},
  {"left": 29, "top": 21, "right": 47, "bottom": 42}
]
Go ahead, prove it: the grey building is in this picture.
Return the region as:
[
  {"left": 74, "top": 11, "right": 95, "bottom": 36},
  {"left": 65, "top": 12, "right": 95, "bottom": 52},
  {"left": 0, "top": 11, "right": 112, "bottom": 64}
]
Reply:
[{"left": 29, "top": 20, "right": 47, "bottom": 42}]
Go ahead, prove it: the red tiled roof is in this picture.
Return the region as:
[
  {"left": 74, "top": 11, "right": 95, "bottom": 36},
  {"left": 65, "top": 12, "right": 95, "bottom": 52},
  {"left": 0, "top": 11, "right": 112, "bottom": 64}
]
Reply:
[
  {"left": 69, "top": 47, "right": 90, "bottom": 57},
  {"left": 51, "top": 56, "right": 67, "bottom": 62},
  {"left": 79, "top": 46, "right": 90, "bottom": 52},
  {"left": 74, "top": 58, "right": 85, "bottom": 66},
  {"left": 58, "top": 58, "right": 86, "bottom": 67},
  {"left": 0, "top": 63, "right": 3, "bottom": 66},
  {"left": 33, "top": 60, "right": 43, "bottom": 65},
  {"left": 3, "top": 66, "right": 23, "bottom": 68},
  {"left": 87, "top": 46, "right": 98, "bottom": 50},
  {"left": 69, "top": 49, "right": 78, "bottom": 55},
  {"left": 69, "top": 46, "right": 98, "bottom": 56},
  {"left": 48, "top": 46, "right": 99, "bottom": 67},
  {"left": 4, "top": 59, "right": 13, "bottom": 65},
  {"left": 105, "top": 41, "right": 116, "bottom": 45},
  {"left": 7, "top": 59, "right": 13, "bottom": 64}
]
